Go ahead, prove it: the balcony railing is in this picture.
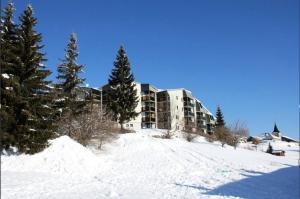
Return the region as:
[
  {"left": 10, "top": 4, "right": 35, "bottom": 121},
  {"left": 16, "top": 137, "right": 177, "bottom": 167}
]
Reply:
[
  {"left": 157, "top": 97, "right": 167, "bottom": 102},
  {"left": 142, "top": 106, "right": 156, "bottom": 112},
  {"left": 184, "top": 111, "right": 195, "bottom": 117},
  {"left": 142, "top": 117, "right": 156, "bottom": 122},
  {"left": 184, "top": 101, "right": 194, "bottom": 107},
  {"left": 141, "top": 95, "right": 155, "bottom": 101}
]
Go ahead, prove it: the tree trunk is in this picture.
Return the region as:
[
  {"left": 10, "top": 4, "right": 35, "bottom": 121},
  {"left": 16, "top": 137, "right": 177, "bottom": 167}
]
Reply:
[{"left": 120, "top": 123, "right": 124, "bottom": 132}]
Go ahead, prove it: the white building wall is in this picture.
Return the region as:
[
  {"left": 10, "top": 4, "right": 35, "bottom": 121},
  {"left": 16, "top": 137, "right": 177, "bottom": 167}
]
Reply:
[
  {"left": 101, "top": 82, "right": 214, "bottom": 132},
  {"left": 123, "top": 82, "right": 142, "bottom": 130},
  {"left": 167, "top": 90, "right": 185, "bottom": 130}
]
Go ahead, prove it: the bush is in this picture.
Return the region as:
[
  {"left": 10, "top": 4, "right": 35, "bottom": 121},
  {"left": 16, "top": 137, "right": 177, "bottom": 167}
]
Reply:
[
  {"left": 215, "top": 126, "right": 231, "bottom": 147},
  {"left": 57, "top": 105, "right": 119, "bottom": 148},
  {"left": 162, "top": 130, "right": 173, "bottom": 139},
  {"left": 205, "top": 134, "right": 217, "bottom": 143},
  {"left": 184, "top": 132, "right": 197, "bottom": 142}
]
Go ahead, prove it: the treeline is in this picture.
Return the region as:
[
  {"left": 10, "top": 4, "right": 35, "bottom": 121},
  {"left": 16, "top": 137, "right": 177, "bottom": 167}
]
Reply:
[
  {"left": 206, "top": 106, "right": 249, "bottom": 149},
  {"left": 0, "top": 3, "right": 139, "bottom": 154},
  {"left": 181, "top": 106, "right": 249, "bottom": 149}
]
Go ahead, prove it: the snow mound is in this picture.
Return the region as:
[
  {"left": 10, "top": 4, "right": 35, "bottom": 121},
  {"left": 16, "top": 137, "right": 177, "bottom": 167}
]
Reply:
[{"left": 1, "top": 136, "right": 100, "bottom": 176}]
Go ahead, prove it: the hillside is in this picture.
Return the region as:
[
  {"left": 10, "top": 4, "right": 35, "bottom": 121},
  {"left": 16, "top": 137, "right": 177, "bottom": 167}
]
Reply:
[{"left": 1, "top": 129, "right": 299, "bottom": 199}]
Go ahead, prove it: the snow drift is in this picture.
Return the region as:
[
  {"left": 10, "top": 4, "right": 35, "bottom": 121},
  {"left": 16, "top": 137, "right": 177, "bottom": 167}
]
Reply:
[
  {"left": 1, "top": 136, "right": 100, "bottom": 176},
  {"left": 1, "top": 130, "right": 299, "bottom": 199}
]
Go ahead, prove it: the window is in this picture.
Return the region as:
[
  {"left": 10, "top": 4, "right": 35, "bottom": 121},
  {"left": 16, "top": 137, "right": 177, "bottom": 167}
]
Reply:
[
  {"left": 177, "top": 106, "right": 178, "bottom": 110},
  {"left": 176, "top": 96, "right": 178, "bottom": 100},
  {"left": 126, "top": 124, "right": 129, "bottom": 127},
  {"left": 130, "top": 124, "right": 133, "bottom": 127},
  {"left": 176, "top": 115, "right": 179, "bottom": 119}
]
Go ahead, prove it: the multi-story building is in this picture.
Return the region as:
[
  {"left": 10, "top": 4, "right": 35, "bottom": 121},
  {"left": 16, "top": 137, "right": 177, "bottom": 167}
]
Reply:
[
  {"left": 157, "top": 89, "right": 185, "bottom": 130},
  {"left": 101, "top": 82, "right": 158, "bottom": 130},
  {"left": 156, "top": 89, "right": 215, "bottom": 133},
  {"left": 100, "top": 82, "right": 215, "bottom": 133},
  {"left": 195, "top": 99, "right": 215, "bottom": 134},
  {"left": 141, "top": 84, "right": 158, "bottom": 128}
]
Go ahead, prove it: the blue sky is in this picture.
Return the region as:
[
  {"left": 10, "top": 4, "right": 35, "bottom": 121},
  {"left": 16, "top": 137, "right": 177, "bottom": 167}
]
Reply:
[{"left": 2, "top": 0, "right": 299, "bottom": 139}]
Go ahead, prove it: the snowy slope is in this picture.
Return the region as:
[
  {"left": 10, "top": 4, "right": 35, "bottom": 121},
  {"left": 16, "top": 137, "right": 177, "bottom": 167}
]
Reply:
[{"left": 1, "top": 129, "right": 299, "bottom": 199}]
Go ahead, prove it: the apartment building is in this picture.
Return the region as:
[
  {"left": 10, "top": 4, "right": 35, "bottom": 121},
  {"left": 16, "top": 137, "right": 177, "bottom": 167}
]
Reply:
[
  {"left": 101, "top": 82, "right": 158, "bottom": 130},
  {"left": 100, "top": 82, "right": 215, "bottom": 133},
  {"left": 141, "top": 84, "right": 158, "bottom": 128},
  {"left": 157, "top": 89, "right": 216, "bottom": 133},
  {"left": 195, "top": 99, "right": 215, "bottom": 134}
]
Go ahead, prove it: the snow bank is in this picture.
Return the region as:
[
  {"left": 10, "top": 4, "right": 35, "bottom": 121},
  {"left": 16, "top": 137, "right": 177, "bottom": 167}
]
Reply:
[
  {"left": 1, "top": 136, "right": 100, "bottom": 176},
  {"left": 2, "top": 130, "right": 299, "bottom": 199}
]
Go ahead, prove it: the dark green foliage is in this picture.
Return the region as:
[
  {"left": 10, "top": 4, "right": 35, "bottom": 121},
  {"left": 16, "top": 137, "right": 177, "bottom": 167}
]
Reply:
[
  {"left": 56, "top": 33, "right": 85, "bottom": 94},
  {"left": 108, "top": 46, "right": 138, "bottom": 129},
  {"left": 1, "top": 4, "right": 56, "bottom": 154},
  {"left": 0, "top": 2, "right": 22, "bottom": 151},
  {"left": 15, "top": 5, "right": 56, "bottom": 154},
  {"left": 215, "top": 106, "right": 225, "bottom": 127},
  {"left": 55, "top": 33, "right": 87, "bottom": 136},
  {"left": 266, "top": 143, "right": 273, "bottom": 154},
  {"left": 56, "top": 33, "right": 86, "bottom": 116}
]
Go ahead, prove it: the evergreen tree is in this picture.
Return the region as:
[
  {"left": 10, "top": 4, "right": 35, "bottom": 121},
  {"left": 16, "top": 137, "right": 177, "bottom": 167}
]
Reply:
[
  {"left": 215, "top": 106, "right": 225, "bottom": 127},
  {"left": 15, "top": 5, "right": 55, "bottom": 154},
  {"left": 0, "top": 2, "right": 20, "bottom": 150},
  {"left": 108, "top": 46, "right": 138, "bottom": 130},
  {"left": 56, "top": 33, "right": 86, "bottom": 116},
  {"left": 266, "top": 143, "right": 273, "bottom": 154}
]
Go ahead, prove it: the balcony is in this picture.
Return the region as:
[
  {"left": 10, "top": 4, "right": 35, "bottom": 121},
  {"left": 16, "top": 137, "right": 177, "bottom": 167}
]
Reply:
[
  {"left": 184, "top": 101, "right": 194, "bottom": 107},
  {"left": 184, "top": 111, "right": 195, "bottom": 117},
  {"left": 196, "top": 114, "right": 205, "bottom": 120},
  {"left": 142, "top": 117, "right": 156, "bottom": 122},
  {"left": 142, "top": 106, "right": 155, "bottom": 112},
  {"left": 141, "top": 95, "right": 155, "bottom": 102}
]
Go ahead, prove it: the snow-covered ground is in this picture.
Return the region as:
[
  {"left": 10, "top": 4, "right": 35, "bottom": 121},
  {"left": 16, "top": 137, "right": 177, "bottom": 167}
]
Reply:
[{"left": 1, "top": 129, "right": 299, "bottom": 199}]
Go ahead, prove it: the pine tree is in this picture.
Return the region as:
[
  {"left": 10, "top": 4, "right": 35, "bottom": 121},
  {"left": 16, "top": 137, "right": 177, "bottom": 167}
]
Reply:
[
  {"left": 266, "top": 143, "right": 273, "bottom": 154},
  {"left": 0, "top": 2, "right": 20, "bottom": 150},
  {"left": 56, "top": 33, "right": 86, "bottom": 116},
  {"left": 215, "top": 106, "right": 225, "bottom": 127},
  {"left": 15, "top": 5, "right": 55, "bottom": 154},
  {"left": 108, "top": 46, "right": 138, "bottom": 130}
]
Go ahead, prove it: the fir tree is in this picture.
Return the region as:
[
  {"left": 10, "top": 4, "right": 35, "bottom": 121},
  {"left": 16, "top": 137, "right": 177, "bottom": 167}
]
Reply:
[
  {"left": 56, "top": 33, "right": 86, "bottom": 116},
  {"left": 214, "top": 106, "right": 230, "bottom": 146},
  {"left": 266, "top": 143, "right": 273, "bottom": 154},
  {"left": 215, "top": 106, "right": 225, "bottom": 127},
  {"left": 0, "top": 2, "right": 20, "bottom": 150},
  {"left": 15, "top": 5, "right": 55, "bottom": 154},
  {"left": 108, "top": 46, "right": 138, "bottom": 130}
]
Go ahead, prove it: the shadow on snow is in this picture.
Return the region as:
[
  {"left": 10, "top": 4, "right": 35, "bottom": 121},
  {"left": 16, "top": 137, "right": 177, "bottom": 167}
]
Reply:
[{"left": 175, "top": 166, "right": 299, "bottom": 199}]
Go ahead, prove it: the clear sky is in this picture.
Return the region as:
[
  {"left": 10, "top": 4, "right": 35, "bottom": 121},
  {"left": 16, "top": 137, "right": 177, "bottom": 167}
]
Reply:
[{"left": 2, "top": 0, "right": 299, "bottom": 139}]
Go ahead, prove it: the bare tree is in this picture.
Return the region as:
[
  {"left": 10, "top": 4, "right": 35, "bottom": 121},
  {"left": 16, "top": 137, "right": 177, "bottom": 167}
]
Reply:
[
  {"left": 57, "top": 104, "right": 119, "bottom": 148},
  {"left": 183, "top": 123, "right": 198, "bottom": 142},
  {"left": 228, "top": 120, "right": 250, "bottom": 149},
  {"left": 215, "top": 126, "right": 231, "bottom": 147},
  {"left": 205, "top": 133, "right": 217, "bottom": 143},
  {"left": 230, "top": 120, "right": 249, "bottom": 137}
]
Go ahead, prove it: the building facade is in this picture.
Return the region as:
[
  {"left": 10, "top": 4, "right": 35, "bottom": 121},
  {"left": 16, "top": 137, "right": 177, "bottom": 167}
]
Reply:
[
  {"left": 100, "top": 82, "right": 215, "bottom": 133},
  {"left": 156, "top": 89, "right": 215, "bottom": 133}
]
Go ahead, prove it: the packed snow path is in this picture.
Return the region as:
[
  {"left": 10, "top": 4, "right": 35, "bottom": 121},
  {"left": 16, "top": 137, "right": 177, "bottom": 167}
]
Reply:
[{"left": 2, "top": 130, "right": 299, "bottom": 199}]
